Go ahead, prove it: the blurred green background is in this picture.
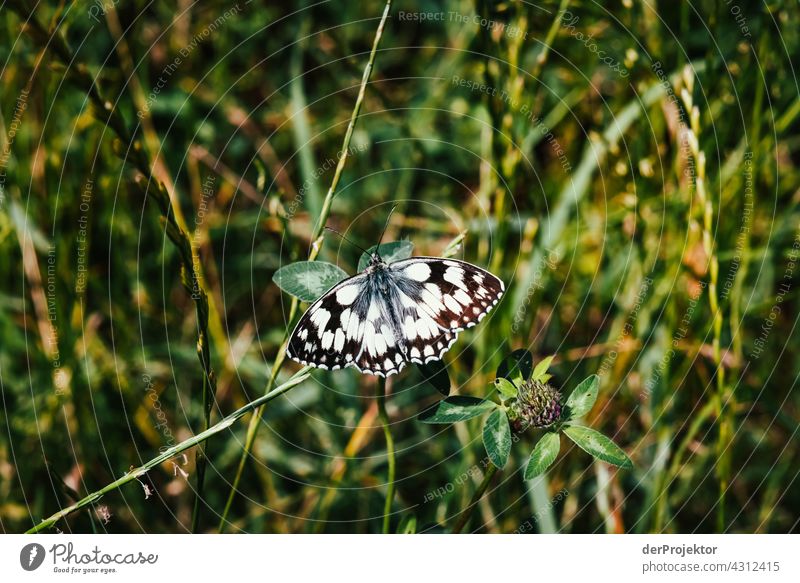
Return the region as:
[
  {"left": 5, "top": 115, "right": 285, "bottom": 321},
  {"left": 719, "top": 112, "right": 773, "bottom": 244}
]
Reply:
[{"left": 1, "top": 0, "right": 798, "bottom": 533}]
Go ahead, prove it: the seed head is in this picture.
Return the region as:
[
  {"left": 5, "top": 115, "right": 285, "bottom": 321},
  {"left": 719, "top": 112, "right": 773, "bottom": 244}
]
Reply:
[{"left": 508, "top": 379, "right": 562, "bottom": 432}]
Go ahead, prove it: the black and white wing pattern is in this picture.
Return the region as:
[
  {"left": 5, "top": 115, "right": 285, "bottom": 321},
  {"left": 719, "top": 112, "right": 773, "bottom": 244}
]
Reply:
[
  {"left": 385, "top": 257, "right": 505, "bottom": 366},
  {"left": 285, "top": 272, "right": 374, "bottom": 372},
  {"left": 286, "top": 256, "right": 504, "bottom": 377}
]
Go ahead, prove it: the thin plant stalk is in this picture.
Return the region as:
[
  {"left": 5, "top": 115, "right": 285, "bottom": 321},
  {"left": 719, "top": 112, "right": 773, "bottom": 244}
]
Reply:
[
  {"left": 451, "top": 463, "right": 498, "bottom": 534},
  {"left": 218, "top": 0, "right": 394, "bottom": 532},
  {"left": 375, "top": 377, "right": 395, "bottom": 533},
  {"left": 6, "top": 1, "right": 221, "bottom": 533},
  {"left": 26, "top": 368, "right": 311, "bottom": 534},
  {"left": 679, "top": 67, "right": 727, "bottom": 531}
]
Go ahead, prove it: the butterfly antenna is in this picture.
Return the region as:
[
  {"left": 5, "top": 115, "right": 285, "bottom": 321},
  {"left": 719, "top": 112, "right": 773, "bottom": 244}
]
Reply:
[
  {"left": 374, "top": 204, "right": 398, "bottom": 260},
  {"left": 324, "top": 226, "right": 371, "bottom": 256}
]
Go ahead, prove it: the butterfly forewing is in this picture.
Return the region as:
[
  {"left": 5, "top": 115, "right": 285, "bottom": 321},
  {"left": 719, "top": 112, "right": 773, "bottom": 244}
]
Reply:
[
  {"left": 286, "top": 273, "right": 372, "bottom": 371},
  {"left": 286, "top": 256, "right": 504, "bottom": 377},
  {"left": 386, "top": 257, "right": 504, "bottom": 364}
]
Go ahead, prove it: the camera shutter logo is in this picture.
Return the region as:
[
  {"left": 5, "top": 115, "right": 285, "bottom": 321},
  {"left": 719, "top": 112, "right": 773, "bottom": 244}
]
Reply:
[{"left": 20, "top": 543, "right": 46, "bottom": 571}]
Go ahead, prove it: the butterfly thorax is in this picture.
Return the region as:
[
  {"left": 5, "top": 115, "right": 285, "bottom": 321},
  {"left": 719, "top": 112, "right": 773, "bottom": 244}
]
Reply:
[
  {"left": 366, "top": 253, "right": 384, "bottom": 270},
  {"left": 365, "top": 256, "right": 392, "bottom": 295}
]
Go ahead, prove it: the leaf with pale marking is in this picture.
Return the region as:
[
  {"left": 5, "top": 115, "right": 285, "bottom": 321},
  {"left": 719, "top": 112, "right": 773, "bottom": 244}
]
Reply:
[
  {"left": 418, "top": 396, "right": 496, "bottom": 424},
  {"left": 483, "top": 409, "right": 512, "bottom": 468},
  {"left": 524, "top": 432, "right": 560, "bottom": 479},
  {"left": 273, "top": 261, "right": 348, "bottom": 302},
  {"left": 565, "top": 375, "right": 599, "bottom": 420},
  {"left": 563, "top": 425, "right": 632, "bottom": 468}
]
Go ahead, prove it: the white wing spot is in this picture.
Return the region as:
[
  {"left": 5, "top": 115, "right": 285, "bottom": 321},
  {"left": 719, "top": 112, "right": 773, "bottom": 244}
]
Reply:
[
  {"left": 321, "top": 330, "right": 334, "bottom": 350},
  {"left": 374, "top": 330, "right": 387, "bottom": 356},
  {"left": 334, "top": 329, "right": 345, "bottom": 351},
  {"left": 381, "top": 324, "right": 396, "bottom": 347},
  {"left": 398, "top": 291, "right": 417, "bottom": 308},
  {"left": 415, "top": 316, "right": 438, "bottom": 340},
  {"left": 310, "top": 308, "right": 331, "bottom": 333},
  {"left": 424, "top": 283, "right": 442, "bottom": 298},
  {"left": 336, "top": 285, "right": 359, "bottom": 305},
  {"left": 423, "top": 345, "right": 434, "bottom": 357},
  {"left": 444, "top": 294, "right": 462, "bottom": 313},
  {"left": 346, "top": 313, "right": 361, "bottom": 340},
  {"left": 404, "top": 262, "right": 431, "bottom": 282},
  {"left": 454, "top": 289, "right": 472, "bottom": 306},
  {"left": 444, "top": 266, "right": 467, "bottom": 290},
  {"left": 340, "top": 308, "right": 351, "bottom": 329},
  {"left": 403, "top": 315, "right": 417, "bottom": 340},
  {"left": 364, "top": 322, "right": 377, "bottom": 355},
  {"left": 421, "top": 288, "right": 446, "bottom": 313}
]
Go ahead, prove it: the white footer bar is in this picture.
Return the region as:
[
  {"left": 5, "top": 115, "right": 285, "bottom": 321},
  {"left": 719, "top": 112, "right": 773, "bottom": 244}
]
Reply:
[{"left": 1, "top": 534, "right": 796, "bottom": 582}]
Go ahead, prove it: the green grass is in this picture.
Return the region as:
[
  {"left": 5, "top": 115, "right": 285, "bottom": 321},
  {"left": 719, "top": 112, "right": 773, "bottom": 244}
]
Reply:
[{"left": 1, "top": 0, "right": 798, "bottom": 534}]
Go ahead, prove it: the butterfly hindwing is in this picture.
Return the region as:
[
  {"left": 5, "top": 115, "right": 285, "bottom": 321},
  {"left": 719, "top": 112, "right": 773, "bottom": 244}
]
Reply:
[{"left": 286, "top": 256, "right": 505, "bottom": 377}]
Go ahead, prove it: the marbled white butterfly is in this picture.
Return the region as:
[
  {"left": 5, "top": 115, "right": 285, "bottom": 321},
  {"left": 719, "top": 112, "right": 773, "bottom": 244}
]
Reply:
[{"left": 286, "top": 251, "right": 505, "bottom": 377}]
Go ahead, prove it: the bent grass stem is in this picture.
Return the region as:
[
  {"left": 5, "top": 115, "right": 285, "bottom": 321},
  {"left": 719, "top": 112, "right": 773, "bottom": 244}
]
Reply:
[{"left": 26, "top": 368, "right": 311, "bottom": 534}]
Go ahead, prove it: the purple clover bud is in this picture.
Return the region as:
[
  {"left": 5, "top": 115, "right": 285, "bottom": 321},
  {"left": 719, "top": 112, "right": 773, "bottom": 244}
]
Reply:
[{"left": 508, "top": 379, "right": 562, "bottom": 432}]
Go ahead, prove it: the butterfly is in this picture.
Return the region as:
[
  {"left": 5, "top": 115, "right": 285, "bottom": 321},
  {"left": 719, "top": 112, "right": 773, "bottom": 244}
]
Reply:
[{"left": 286, "top": 251, "right": 505, "bottom": 377}]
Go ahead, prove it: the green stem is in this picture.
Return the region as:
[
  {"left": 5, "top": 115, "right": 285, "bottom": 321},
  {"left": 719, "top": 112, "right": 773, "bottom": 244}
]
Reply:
[
  {"left": 217, "top": 0, "right": 394, "bottom": 532},
  {"left": 26, "top": 368, "right": 311, "bottom": 534},
  {"left": 375, "top": 377, "right": 395, "bottom": 533},
  {"left": 451, "top": 464, "right": 498, "bottom": 534}
]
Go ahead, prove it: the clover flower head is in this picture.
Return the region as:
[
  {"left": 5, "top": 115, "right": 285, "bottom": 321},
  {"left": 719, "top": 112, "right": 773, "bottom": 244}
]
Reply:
[{"left": 508, "top": 379, "right": 562, "bottom": 432}]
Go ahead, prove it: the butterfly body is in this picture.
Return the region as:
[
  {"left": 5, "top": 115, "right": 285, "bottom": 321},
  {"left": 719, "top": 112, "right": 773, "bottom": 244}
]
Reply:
[{"left": 286, "top": 255, "right": 504, "bottom": 377}]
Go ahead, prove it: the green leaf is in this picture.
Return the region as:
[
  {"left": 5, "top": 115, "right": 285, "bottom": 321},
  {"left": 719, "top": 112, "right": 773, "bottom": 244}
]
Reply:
[
  {"left": 482, "top": 409, "right": 512, "bottom": 468},
  {"left": 565, "top": 375, "right": 599, "bottom": 420},
  {"left": 272, "top": 261, "right": 348, "bottom": 303},
  {"left": 493, "top": 377, "right": 518, "bottom": 399},
  {"left": 563, "top": 425, "right": 633, "bottom": 469},
  {"left": 418, "top": 396, "right": 496, "bottom": 424},
  {"left": 357, "top": 241, "right": 414, "bottom": 271},
  {"left": 497, "top": 349, "right": 533, "bottom": 385},
  {"left": 531, "top": 355, "right": 555, "bottom": 382},
  {"left": 524, "top": 432, "right": 561, "bottom": 479},
  {"left": 417, "top": 360, "right": 451, "bottom": 396},
  {"left": 396, "top": 514, "right": 417, "bottom": 534}
]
